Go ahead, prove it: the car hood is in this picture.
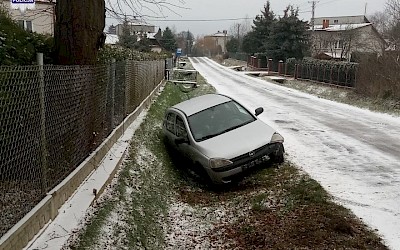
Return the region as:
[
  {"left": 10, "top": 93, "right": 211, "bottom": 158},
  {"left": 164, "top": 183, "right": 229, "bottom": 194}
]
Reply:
[{"left": 196, "top": 120, "right": 276, "bottom": 159}]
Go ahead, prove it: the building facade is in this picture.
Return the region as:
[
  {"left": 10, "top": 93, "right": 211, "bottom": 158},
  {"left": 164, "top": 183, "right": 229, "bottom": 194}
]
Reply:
[
  {"left": 1, "top": 0, "right": 55, "bottom": 35},
  {"left": 204, "top": 30, "right": 228, "bottom": 55},
  {"left": 115, "top": 20, "right": 155, "bottom": 36},
  {"left": 310, "top": 15, "right": 387, "bottom": 60}
]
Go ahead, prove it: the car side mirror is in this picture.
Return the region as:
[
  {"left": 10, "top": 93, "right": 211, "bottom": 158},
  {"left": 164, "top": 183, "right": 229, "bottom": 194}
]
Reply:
[
  {"left": 175, "top": 137, "right": 189, "bottom": 145},
  {"left": 255, "top": 107, "right": 264, "bottom": 116}
]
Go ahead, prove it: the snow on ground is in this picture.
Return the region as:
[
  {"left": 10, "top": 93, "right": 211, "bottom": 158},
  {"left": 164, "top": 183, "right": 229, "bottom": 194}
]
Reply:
[
  {"left": 165, "top": 192, "right": 246, "bottom": 249},
  {"left": 26, "top": 109, "right": 149, "bottom": 250},
  {"left": 165, "top": 199, "right": 214, "bottom": 250},
  {"left": 190, "top": 57, "right": 400, "bottom": 250}
]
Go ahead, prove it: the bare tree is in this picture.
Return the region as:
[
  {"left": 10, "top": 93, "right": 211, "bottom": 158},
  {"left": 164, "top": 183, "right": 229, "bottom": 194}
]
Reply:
[
  {"left": 228, "top": 17, "right": 251, "bottom": 52},
  {"left": 229, "top": 17, "right": 251, "bottom": 40},
  {"left": 369, "top": 11, "right": 391, "bottom": 37},
  {"left": 386, "top": 0, "right": 400, "bottom": 22},
  {"left": 385, "top": 0, "right": 400, "bottom": 50}
]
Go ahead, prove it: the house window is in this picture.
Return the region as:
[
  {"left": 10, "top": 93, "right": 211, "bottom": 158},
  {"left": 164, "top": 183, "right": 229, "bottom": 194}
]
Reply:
[
  {"left": 334, "top": 19, "right": 339, "bottom": 24},
  {"left": 17, "top": 20, "right": 33, "bottom": 32},
  {"left": 26, "top": 21, "right": 32, "bottom": 32},
  {"left": 338, "top": 40, "right": 344, "bottom": 49}
]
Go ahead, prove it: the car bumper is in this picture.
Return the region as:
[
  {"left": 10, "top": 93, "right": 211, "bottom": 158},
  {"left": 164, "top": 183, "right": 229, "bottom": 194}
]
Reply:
[{"left": 206, "top": 143, "right": 284, "bottom": 184}]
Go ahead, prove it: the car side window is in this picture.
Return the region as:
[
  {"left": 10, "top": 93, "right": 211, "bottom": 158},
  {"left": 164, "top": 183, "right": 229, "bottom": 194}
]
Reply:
[
  {"left": 166, "top": 112, "right": 175, "bottom": 133},
  {"left": 176, "top": 116, "right": 188, "bottom": 138}
]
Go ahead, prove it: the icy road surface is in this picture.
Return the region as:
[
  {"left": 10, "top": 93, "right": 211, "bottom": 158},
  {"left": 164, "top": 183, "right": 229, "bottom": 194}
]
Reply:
[{"left": 190, "top": 57, "right": 400, "bottom": 249}]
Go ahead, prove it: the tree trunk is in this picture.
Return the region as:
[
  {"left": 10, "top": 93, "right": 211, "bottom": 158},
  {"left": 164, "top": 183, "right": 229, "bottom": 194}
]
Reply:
[{"left": 54, "top": 0, "right": 105, "bottom": 65}]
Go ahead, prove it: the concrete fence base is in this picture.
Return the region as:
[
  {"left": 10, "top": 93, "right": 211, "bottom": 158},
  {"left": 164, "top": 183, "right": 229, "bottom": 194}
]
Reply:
[{"left": 0, "top": 80, "right": 165, "bottom": 250}]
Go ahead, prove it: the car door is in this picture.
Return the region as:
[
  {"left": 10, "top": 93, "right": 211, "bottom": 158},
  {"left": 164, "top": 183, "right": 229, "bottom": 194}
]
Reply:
[
  {"left": 175, "top": 115, "right": 192, "bottom": 159},
  {"left": 164, "top": 111, "right": 177, "bottom": 149}
]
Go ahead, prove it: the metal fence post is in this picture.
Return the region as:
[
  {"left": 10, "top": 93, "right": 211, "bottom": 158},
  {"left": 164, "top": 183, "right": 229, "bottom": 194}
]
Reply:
[
  {"left": 37, "top": 53, "right": 48, "bottom": 193},
  {"left": 111, "top": 58, "right": 116, "bottom": 128}
]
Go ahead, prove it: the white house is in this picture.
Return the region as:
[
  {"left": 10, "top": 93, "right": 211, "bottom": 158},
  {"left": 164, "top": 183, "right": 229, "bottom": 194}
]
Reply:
[
  {"left": 1, "top": 0, "right": 55, "bottom": 35},
  {"left": 310, "top": 15, "right": 387, "bottom": 60},
  {"left": 115, "top": 20, "right": 155, "bottom": 36},
  {"left": 204, "top": 30, "right": 229, "bottom": 54}
]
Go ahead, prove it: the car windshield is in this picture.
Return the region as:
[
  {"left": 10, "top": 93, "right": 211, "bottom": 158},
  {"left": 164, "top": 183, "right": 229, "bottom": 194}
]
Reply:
[{"left": 188, "top": 100, "right": 256, "bottom": 141}]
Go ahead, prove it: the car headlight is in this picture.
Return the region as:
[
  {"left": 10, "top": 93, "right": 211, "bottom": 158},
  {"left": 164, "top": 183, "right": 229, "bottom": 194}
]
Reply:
[
  {"left": 271, "top": 132, "right": 284, "bottom": 143},
  {"left": 209, "top": 158, "right": 233, "bottom": 169}
]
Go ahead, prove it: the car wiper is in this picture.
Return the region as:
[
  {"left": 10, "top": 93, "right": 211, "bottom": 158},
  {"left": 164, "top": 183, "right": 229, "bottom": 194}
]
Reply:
[
  {"left": 198, "top": 132, "right": 222, "bottom": 141},
  {"left": 218, "top": 124, "right": 243, "bottom": 134},
  {"left": 198, "top": 123, "right": 249, "bottom": 141}
]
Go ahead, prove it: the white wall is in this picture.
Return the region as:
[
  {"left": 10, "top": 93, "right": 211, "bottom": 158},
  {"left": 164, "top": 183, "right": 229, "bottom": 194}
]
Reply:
[{"left": 1, "top": 1, "right": 54, "bottom": 35}]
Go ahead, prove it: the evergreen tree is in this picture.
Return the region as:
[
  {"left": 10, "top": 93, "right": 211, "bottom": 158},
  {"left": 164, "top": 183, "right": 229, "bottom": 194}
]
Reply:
[
  {"left": 117, "top": 20, "right": 137, "bottom": 49},
  {"left": 242, "top": 31, "right": 259, "bottom": 53},
  {"left": 266, "top": 6, "right": 309, "bottom": 60},
  {"left": 242, "top": 1, "right": 276, "bottom": 53},
  {"left": 160, "top": 27, "right": 176, "bottom": 52},
  {"left": 135, "top": 35, "right": 151, "bottom": 52},
  {"left": 226, "top": 37, "right": 240, "bottom": 53}
]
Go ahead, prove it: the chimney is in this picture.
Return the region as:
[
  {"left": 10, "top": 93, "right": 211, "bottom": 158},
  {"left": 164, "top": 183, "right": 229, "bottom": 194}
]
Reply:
[{"left": 322, "top": 19, "right": 330, "bottom": 29}]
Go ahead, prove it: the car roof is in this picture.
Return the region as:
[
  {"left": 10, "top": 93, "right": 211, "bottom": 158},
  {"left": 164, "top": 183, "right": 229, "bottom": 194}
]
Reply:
[{"left": 172, "top": 94, "right": 232, "bottom": 116}]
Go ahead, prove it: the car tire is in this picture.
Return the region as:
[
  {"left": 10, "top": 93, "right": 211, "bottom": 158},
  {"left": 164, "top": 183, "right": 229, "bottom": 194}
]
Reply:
[
  {"left": 194, "top": 163, "right": 212, "bottom": 182},
  {"left": 271, "top": 144, "right": 284, "bottom": 164}
]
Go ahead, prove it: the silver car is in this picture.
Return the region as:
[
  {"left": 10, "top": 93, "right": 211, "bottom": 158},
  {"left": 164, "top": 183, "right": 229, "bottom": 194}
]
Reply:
[{"left": 162, "top": 94, "right": 284, "bottom": 184}]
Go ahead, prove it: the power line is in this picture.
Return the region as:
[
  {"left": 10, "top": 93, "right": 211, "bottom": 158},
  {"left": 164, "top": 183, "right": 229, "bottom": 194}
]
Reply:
[{"left": 146, "top": 17, "right": 253, "bottom": 22}]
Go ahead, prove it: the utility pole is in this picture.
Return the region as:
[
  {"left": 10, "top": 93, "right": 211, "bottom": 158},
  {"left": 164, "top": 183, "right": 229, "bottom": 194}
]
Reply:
[
  {"left": 309, "top": 1, "right": 318, "bottom": 31},
  {"left": 364, "top": 3, "right": 368, "bottom": 16}
]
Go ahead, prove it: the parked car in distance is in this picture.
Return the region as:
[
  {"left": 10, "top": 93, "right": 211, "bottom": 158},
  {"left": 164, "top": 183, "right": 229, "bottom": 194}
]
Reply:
[{"left": 162, "top": 93, "right": 284, "bottom": 184}]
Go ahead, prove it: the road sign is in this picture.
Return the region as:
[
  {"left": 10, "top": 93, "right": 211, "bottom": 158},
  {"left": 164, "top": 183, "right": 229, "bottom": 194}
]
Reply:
[{"left": 176, "top": 48, "right": 182, "bottom": 57}]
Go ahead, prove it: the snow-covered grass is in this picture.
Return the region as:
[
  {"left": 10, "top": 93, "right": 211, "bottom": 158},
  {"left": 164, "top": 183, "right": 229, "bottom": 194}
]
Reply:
[
  {"left": 272, "top": 78, "right": 400, "bottom": 116},
  {"left": 65, "top": 61, "right": 389, "bottom": 250}
]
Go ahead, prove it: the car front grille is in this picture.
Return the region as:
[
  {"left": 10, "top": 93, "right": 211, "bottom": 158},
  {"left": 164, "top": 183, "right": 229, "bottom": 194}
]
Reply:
[
  {"left": 231, "top": 144, "right": 275, "bottom": 166},
  {"left": 211, "top": 143, "right": 280, "bottom": 173}
]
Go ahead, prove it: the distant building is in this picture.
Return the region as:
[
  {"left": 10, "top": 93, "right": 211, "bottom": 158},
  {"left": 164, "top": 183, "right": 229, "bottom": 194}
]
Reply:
[
  {"left": 310, "top": 15, "right": 387, "bottom": 60},
  {"left": 107, "top": 24, "right": 117, "bottom": 35},
  {"left": 148, "top": 28, "right": 163, "bottom": 53},
  {"left": 0, "top": 0, "right": 55, "bottom": 35},
  {"left": 106, "top": 27, "right": 163, "bottom": 53},
  {"left": 204, "top": 30, "right": 229, "bottom": 55},
  {"left": 105, "top": 34, "right": 119, "bottom": 46},
  {"left": 115, "top": 20, "right": 155, "bottom": 36}
]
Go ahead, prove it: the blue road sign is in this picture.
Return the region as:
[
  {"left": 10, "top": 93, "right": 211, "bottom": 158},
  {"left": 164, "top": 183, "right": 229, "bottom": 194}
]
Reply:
[{"left": 176, "top": 48, "right": 182, "bottom": 57}]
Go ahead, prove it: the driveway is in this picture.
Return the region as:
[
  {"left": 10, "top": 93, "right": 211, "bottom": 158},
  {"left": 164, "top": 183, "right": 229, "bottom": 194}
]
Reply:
[{"left": 190, "top": 57, "right": 400, "bottom": 249}]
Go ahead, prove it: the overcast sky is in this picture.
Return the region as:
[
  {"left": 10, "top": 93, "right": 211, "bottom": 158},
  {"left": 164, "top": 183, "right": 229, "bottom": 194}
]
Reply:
[{"left": 106, "top": 0, "right": 386, "bottom": 36}]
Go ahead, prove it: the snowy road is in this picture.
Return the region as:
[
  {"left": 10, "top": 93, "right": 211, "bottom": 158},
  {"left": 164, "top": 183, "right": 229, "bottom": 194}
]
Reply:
[{"left": 190, "top": 57, "right": 400, "bottom": 249}]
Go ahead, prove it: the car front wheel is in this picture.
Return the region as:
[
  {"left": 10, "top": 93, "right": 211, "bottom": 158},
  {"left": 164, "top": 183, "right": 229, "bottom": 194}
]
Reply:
[{"left": 271, "top": 143, "right": 284, "bottom": 164}]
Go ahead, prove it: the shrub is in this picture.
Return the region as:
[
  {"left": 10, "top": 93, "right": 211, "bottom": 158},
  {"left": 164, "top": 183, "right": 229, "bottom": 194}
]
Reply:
[
  {"left": 97, "top": 45, "right": 170, "bottom": 63},
  {"left": 0, "top": 7, "right": 53, "bottom": 65}
]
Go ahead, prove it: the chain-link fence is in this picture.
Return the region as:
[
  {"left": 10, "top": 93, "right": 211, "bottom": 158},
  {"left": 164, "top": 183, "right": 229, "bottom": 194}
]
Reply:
[{"left": 0, "top": 59, "right": 166, "bottom": 237}]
